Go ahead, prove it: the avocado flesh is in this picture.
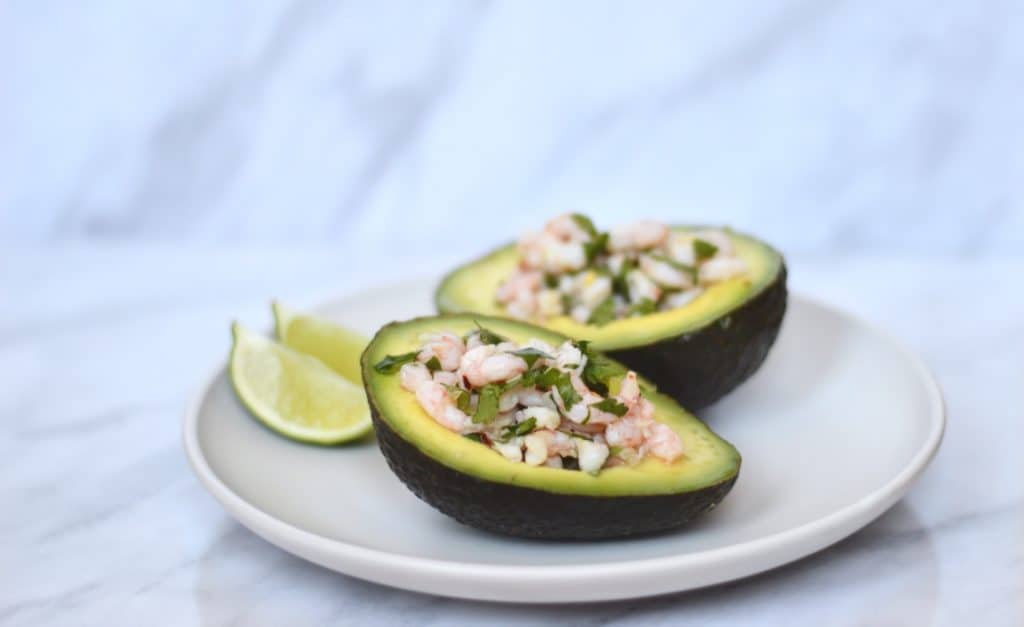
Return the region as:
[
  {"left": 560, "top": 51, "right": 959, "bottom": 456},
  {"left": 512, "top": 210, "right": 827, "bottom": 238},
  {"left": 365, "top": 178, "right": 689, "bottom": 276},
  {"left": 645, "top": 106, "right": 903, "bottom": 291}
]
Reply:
[
  {"left": 361, "top": 314, "right": 740, "bottom": 539},
  {"left": 434, "top": 227, "right": 787, "bottom": 409}
]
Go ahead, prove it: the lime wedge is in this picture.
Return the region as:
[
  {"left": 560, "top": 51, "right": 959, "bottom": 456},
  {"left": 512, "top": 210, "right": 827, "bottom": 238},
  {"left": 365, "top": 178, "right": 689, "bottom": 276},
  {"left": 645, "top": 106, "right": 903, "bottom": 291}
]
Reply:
[
  {"left": 273, "top": 302, "right": 368, "bottom": 384},
  {"left": 229, "top": 323, "right": 372, "bottom": 444}
]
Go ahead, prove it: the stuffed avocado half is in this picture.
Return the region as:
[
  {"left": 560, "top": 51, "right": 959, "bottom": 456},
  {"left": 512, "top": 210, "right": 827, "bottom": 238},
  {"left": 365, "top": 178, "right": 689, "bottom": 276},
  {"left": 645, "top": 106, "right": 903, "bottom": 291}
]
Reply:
[
  {"left": 435, "top": 220, "right": 787, "bottom": 409},
  {"left": 361, "top": 314, "right": 740, "bottom": 540}
]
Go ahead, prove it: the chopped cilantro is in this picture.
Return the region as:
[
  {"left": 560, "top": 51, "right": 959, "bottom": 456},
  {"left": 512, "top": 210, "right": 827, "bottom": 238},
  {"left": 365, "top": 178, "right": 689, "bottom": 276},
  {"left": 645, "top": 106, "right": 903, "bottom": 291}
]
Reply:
[
  {"left": 587, "top": 296, "right": 617, "bottom": 326},
  {"left": 580, "top": 348, "right": 624, "bottom": 397},
  {"left": 556, "top": 372, "right": 582, "bottom": 410},
  {"left": 611, "top": 258, "right": 637, "bottom": 300},
  {"left": 560, "top": 292, "right": 574, "bottom": 314},
  {"left": 424, "top": 355, "right": 442, "bottom": 372},
  {"left": 530, "top": 367, "right": 562, "bottom": 390},
  {"left": 372, "top": 351, "right": 418, "bottom": 374},
  {"left": 507, "top": 347, "right": 553, "bottom": 368},
  {"left": 590, "top": 397, "right": 628, "bottom": 417},
  {"left": 471, "top": 384, "right": 500, "bottom": 423},
  {"left": 501, "top": 417, "right": 537, "bottom": 441},
  {"left": 463, "top": 433, "right": 486, "bottom": 444},
  {"left": 583, "top": 232, "right": 609, "bottom": 264},
  {"left": 570, "top": 213, "right": 599, "bottom": 238},
  {"left": 627, "top": 298, "right": 657, "bottom": 317},
  {"left": 562, "top": 430, "right": 592, "bottom": 441},
  {"left": 693, "top": 238, "right": 719, "bottom": 260},
  {"left": 473, "top": 321, "right": 506, "bottom": 345},
  {"left": 445, "top": 385, "right": 471, "bottom": 412}
]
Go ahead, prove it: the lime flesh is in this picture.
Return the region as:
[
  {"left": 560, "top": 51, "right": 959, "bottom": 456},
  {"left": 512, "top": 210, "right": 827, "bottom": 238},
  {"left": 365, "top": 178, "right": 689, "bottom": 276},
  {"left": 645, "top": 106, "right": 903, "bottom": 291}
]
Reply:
[
  {"left": 229, "top": 323, "right": 372, "bottom": 444},
  {"left": 273, "top": 302, "right": 368, "bottom": 384}
]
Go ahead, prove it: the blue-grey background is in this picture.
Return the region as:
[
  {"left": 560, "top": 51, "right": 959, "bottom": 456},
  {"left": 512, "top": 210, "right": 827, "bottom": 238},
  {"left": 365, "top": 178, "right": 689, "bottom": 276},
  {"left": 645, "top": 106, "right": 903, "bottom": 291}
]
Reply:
[
  {"left": 2, "top": 3, "right": 1022, "bottom": 626},
  {"left": 2, "top": 0, "right": 1022, "bottom": 256}
]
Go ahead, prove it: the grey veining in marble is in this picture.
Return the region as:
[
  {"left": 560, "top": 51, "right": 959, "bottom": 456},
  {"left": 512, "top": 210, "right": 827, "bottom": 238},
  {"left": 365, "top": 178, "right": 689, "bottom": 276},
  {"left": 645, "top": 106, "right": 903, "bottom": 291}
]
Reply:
[
  {"left": 1, "top": 1, "right": 1023, "bottom": 254},
  {"left": 2, "top": 250, "right": 1022, "bottom": 626},
  {"left": 1, "top": 1, "right": 1023, "bottom": 625}
]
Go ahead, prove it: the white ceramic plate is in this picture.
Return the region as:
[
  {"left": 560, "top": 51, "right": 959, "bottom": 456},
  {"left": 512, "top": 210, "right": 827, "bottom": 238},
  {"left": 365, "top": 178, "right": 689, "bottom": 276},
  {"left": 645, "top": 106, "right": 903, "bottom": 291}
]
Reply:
[{"left": 183, "top": 280, "right": 944, "bottom": 603}]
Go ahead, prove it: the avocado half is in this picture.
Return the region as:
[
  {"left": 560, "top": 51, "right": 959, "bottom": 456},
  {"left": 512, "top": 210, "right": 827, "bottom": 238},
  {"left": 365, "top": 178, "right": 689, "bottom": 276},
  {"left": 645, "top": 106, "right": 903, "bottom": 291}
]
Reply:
[
  {"left": 434, "top": 227, "right": 787, "bottom": 410},
  {"left": 361, "top": 314, "right": 740, "bottom": 540}
]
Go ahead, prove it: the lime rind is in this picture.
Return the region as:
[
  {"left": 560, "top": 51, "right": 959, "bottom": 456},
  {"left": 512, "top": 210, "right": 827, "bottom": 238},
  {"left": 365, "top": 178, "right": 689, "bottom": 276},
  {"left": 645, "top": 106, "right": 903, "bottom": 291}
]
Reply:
[
  {"left": 271, "top": 300, "right": 296, "bottom": 343},
  {"left": 229, "top": 322, "right": 372, "bottom": 445}
]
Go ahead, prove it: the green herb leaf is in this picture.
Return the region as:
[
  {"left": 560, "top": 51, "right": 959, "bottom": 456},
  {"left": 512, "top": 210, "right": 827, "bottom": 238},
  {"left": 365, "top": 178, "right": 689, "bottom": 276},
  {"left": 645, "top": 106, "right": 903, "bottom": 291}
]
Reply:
[
  {"left": 561, "top": 456, "right": 580, "bottom": 470},
  {"left": 527, "top": 367, "right": 561, "bottom": 390},
  {"left": 561, "top": 430, "right": 592, "bottom": 441},
  {"left": 463, "top": 433, "right": 486, "bottom": 444},
  {"left": 372, "top": 351, "right": 418, "bottom": 374},
  {"left": 501, "top": 417, "right": 537, "bottom": 441},
  {"left": 556, "top": 372, "right": 582, "bottom": 410},
  {"left": 693, "top": 238, "right": 719, "bottom": 260},
  {"left": 608, "top": 445, "right": 623, "bottom": 457},
  {"left": 627, "top": 298, "right": 657, "bottom": 317},
  {"left": 424, "top": 355, "right": 442, "bottom": 372},
  {"left": 473, "top": 321, "right": 507, "bottom": 345},
  {"left": 472, "top": 384, "right": 501, "bottom": 424},
  {"left": 445, "top": 385, "right": 471, "bottom": 412},
  {"left": 590, "top": 397, "right": 628, "bottom": 417},
  {"left": 587, "top": 296, "right": 617, "bottom": 326},
  {"left": 543, "top": 273, "right": 559, "bottom": 289},
  {"left": 582, "top": 232, "right": 609, "bottom": 264},
  {"left": 560, "top": 293, "right": 574, "bottom": 314},
  {"left": 611, "top": 258, "right": 637, "bottom": 300},
  {"left": 570, "top": 213, "right": 599, "bottom": 237},
  {"left": 517, "top": 369, "right": 538, "bottom": 388},
  {"left": 500, "top": 374, "right": 523, "bottom": 392},
  {"left": 507, "top": 347, "right": 553, "bottom": 368},
  {"left": 580, "top": 348, "right": 625, "bottom": 397}
]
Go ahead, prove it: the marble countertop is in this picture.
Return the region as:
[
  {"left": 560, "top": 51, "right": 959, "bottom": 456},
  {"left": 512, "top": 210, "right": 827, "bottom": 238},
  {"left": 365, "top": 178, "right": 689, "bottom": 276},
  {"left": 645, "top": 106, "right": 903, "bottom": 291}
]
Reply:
[
  {"left": 2, "top": 1, "right": 1023, "bottom": 623},
  {"left": 2, "top": 247, "right": 1021, "bottom": 626}
]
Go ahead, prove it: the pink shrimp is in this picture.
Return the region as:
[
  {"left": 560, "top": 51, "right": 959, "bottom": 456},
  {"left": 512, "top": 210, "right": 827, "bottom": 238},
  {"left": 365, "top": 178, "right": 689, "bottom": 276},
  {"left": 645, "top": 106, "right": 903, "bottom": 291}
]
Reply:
[
  {"left": 531, "top": 429, "right": 577, "bottom": 457},
  {"left": 414, "top": 381, "right": 474, "bottom": 432},
  {"left": 458, "top": 346, "right": 528, "bottom": 387},
  {"left": 604, "top": 416, "right": 653, "bottom": 448},
  {"left": 639, "top": 254, "right": 694, "bottom": 289},
  {"left": 417, "top": 332, "right": 466, "bottom": 371},
  {"left": 698, "top": 257, "right": 747, "bottom": 284},
  {"left": 432, "top": 370, "right": 461, "bottom": 387},
  {"left": 645, "top": 423, "right": 684, "bottom": 463},
  {"left": 496, "top": 270, "right": 543, "bottom": 305},
  {"left": 608, "top": 220, "right": 669, "bottom": 252},
  {"left": 617, "top": 371, "right": 642, "bottom": 406},
  {"left": 399, "top": 362, "right": 431, "bottom": 392},
  {"left": 567, "top": 371, "right": 618, "bottom": 424},
  {"left": 545, "top": 214, "right": 591, "bottom": 242}
]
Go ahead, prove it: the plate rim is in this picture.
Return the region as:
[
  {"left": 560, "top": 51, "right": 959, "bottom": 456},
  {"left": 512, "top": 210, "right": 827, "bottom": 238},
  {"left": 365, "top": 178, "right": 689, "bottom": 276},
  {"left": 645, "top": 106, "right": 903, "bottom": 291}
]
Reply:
[{"left": 182, "top": 288, "right": 946, "bottom": 602}]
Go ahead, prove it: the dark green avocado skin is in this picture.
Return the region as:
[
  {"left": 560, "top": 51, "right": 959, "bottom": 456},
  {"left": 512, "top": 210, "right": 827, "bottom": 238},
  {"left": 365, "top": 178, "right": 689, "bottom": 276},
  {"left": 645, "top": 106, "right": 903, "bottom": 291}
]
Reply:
[
  {"left": 609, "top": 265, "right": 788, "bottom": 411},
  {"left": 371, "top": 409, "right": 738, "bottom": 540}
]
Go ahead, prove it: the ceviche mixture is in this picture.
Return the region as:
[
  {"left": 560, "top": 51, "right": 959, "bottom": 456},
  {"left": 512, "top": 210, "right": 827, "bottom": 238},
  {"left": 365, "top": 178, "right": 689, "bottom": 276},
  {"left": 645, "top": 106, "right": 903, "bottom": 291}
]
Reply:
[
  {"left": 496, "top": 214, "right": 748, "bottom": 324},
  {"left": 373, "top": 325, "right": 683, "bottom": 474}
]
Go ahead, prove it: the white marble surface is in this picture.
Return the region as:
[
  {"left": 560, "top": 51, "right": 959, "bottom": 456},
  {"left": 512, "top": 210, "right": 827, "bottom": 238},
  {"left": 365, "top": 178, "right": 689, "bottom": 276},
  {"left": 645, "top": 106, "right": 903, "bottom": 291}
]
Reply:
[
  {"left": 1, "top": 248, "right": 1022, "bottom": 626},
  {"left": 2, "top": 1, "right": 1023, "bottom": 624},
  {"left": 1, "top": 1, "right": 1023, "bottom": 254}
]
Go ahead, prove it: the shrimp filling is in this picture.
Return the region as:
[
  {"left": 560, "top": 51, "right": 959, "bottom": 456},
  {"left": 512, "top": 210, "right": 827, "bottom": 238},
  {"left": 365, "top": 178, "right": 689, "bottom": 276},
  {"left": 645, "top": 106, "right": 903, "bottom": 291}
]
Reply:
[
  {"left": 372, "top": 325, "right": 684, "bottom": 473},
  {"left": 496, "top": 214, "right": 748, "bottom": 324}
]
